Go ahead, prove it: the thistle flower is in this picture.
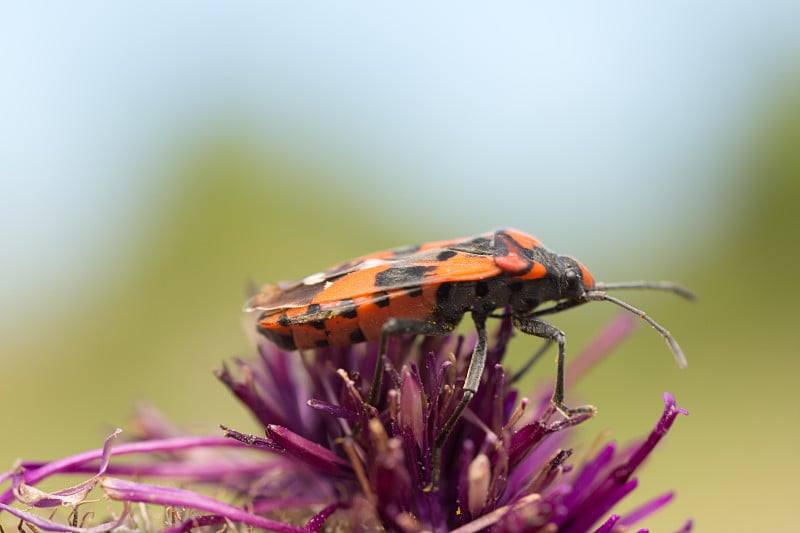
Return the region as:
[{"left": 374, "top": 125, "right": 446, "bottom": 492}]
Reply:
[{"left": 0, "top": 314, "right": 691, "bottom": 532}]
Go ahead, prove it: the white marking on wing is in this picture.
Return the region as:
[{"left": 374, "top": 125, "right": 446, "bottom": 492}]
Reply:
[
  {"left": 358, "top": 258, "right": 390, "bottom": 269},
  {"left": 302, "top": 272, "right": 327, "bottom": 285}
]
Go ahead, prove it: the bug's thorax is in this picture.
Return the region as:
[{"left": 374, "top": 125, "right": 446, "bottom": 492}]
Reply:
[
  {"left": 505, "top": 249, "right": 594, "bottom": 310},
  {"left": 432, "top": 251, "right": 596, "bottom": 321}
]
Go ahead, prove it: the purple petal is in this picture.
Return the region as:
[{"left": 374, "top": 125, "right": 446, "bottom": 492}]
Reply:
[
  {"left": 592, "top": 514, "right": 621, "bottom": 533},
  {"left": 400, "top": 369, "right": 425, "bottom": 449},
  {"left": 161, "top": 498, "right": 337, "bottom": 533},
  {"left": 529, "top": 448, "right": 573, "bottom": 495},
  {"left": 101, "top": 477, "right": 307, "bottom": 533},
  {"left": 307, "top": 398, "right": 359, "bottom": 421},
  {"left": 453, "top": 492, "right": 541, "bottom": 533},
  {"left": 1, "top": 434, "right": 249, "bottom": 506},
  {"left": 508, "top": 409, "right": 592, "bottom": 468},
  {"left": 221, "top": 424, "right": 283, "bottom": 451},
  {"left": 453, "top": 438, "right": 476, "bottom": 527},
  {"left": 162, "top": 515, "right": 228, "bottom": 533},
  {"left": 0, "top": 501, "right": 130, "bottom": 532},
  {"left": 562, "top": 443, "right": 617, "bottom": 509},
  {"left": 611, "top": 393, "right": 688, "bottom": 480},
  {"left": 130, "top": 402, "right": 184, "bottom": 439},
  {"left": 507, "top": 419, "right": 550, "bottom": 465},
  {"left": 500, "top": 423, "right": 570, "bottom": 504},
  {"left": 619, "top": 491, "right": 674, "bottom": 527},
  {"left": 559, "top": 394, "right": 688, "bottom": 532},
  {"left": 7, "top": 429, "right": 120, "bottom": 508},
  {"left": 266, "top": 424, "right": 353, "bottom": 476},
  {"left": 560, "top": 478, "right": 639, "bottom": 533},
  {"left": 20, "top": 456, "right": 281, "bottom": 480},
  {"left": 305, "top": 503, "right": 339, "bottom": 532},
  {"left": 216, "top": 359, "right": 289, "bottom": 429},
  {"left": 370, "top": 435, "right": 413, "bottom": 513}
]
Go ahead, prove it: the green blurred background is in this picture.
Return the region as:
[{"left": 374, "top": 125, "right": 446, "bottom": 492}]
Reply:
[{"left": 2, "top": 3, "right": 799, "bottom": 531}]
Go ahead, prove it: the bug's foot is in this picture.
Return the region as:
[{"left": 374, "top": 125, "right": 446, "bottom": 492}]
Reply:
[{"left": 552, "top": 401, "right": 597, "bottom": 419}]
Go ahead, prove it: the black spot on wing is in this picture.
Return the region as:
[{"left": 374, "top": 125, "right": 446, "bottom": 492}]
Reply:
[
  {"left": 349, "top": 327, "right": 366, "bottom": 343},
  {"left": 448, "top": 236, "right": 494, "bottom": 256},
  {"left": 390, "top": 244, "right": 422, "bottom": 257},
  {"left": 258, "top": 326, "right": 296, "bottom": 351},
  {"left": 315, "top": 339, "right": 329, "bottom": 348},
  {"left": 374, "top": 291, "right": 391, "bottom": 308},
  {"left": 374, "top": 265, "right": 437, "bottom": 288},
  {"left": 406, "top": 286, "right": 423, "bottom": 298},
  {"left": 436, "top": 250, "right": 458, "bottom": 261},
  {"left": 337, "top": 298, "right": 359, "bottom": 319},
  {"left": 266, "top": 282, "right": 328, "bottom": 309},
  {"left": 299, "top": 303, "right": 328, "bottom": 329},
  {"left": 278, "top": 335, "right": 297, "bottom": 350}
]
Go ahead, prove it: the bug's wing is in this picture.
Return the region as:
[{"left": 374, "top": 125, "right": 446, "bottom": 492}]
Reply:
[
  {"left": 244, "top": 245, "right": 418, "bottom": 312},
  {"left": 312, "top": 250, "right": 503, "bottom": 304},
  {"left": 276, "top": 235, "right": 473, "bottom": 291},
  {"left": 247, "top": 236, "right": 501, "bottom": 313}
]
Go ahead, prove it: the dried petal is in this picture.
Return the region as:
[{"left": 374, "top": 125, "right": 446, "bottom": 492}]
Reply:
[{"left": 467, "top": 453, "right": 490, "bottom": 517}]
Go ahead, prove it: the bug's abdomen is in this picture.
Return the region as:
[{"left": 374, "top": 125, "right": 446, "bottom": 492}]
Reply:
[{"left": 257, "top": 286, "right": 442, "bottom": 350}]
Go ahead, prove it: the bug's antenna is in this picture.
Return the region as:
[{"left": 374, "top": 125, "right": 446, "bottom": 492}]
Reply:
[
  {"left": 583, "top": 290, "right": 688, "bottom": 369},
  {"left": 594, "top": 281, "right": 696, "bottom": 301}
]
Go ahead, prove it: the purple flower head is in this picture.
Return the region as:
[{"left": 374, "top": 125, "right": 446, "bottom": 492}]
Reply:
[{"left": 1, "top": 314, "right": 691, "bottom": 532}]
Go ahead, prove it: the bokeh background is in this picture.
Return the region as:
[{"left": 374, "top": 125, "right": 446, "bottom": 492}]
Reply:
[{"left": 2, "top": 2, "right": 799, "bottom": 531}]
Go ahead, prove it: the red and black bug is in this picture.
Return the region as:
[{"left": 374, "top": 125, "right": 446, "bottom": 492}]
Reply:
[{"left": 246, "top": 228, "right": 692, "bottom": 451}]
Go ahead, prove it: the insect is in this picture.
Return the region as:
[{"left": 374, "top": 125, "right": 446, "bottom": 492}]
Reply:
[{"left": 246, "top": 228, "right": 692, "bottom": 451}]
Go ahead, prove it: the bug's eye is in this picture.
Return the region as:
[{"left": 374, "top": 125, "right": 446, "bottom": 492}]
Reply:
[{"left": 565, "top": 268, "right": 580, "bottom": 288}]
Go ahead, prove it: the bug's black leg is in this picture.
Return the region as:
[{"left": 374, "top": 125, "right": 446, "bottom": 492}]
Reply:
[
  {"left": 368, "top": 318, "right": 454, "bottom": 406},
  {"left": 512, "top": 316, "right": 597, "bottom": 418},
  {"left": 430, "top": 313, "right": 488, "bottom": 488},
  {"left": 435, "top": 313, "right": 488, "bottom": 448}
]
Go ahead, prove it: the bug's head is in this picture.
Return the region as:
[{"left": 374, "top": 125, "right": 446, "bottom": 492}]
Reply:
[
  {"left": 534, "top": 251, "right": 694, "bottom": 371},
  {"left": 494, "top": 230, "right": 595, "bottom": 301},
  {"left": 557, "top": 255, "right": 596, "bottom": 300}
]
